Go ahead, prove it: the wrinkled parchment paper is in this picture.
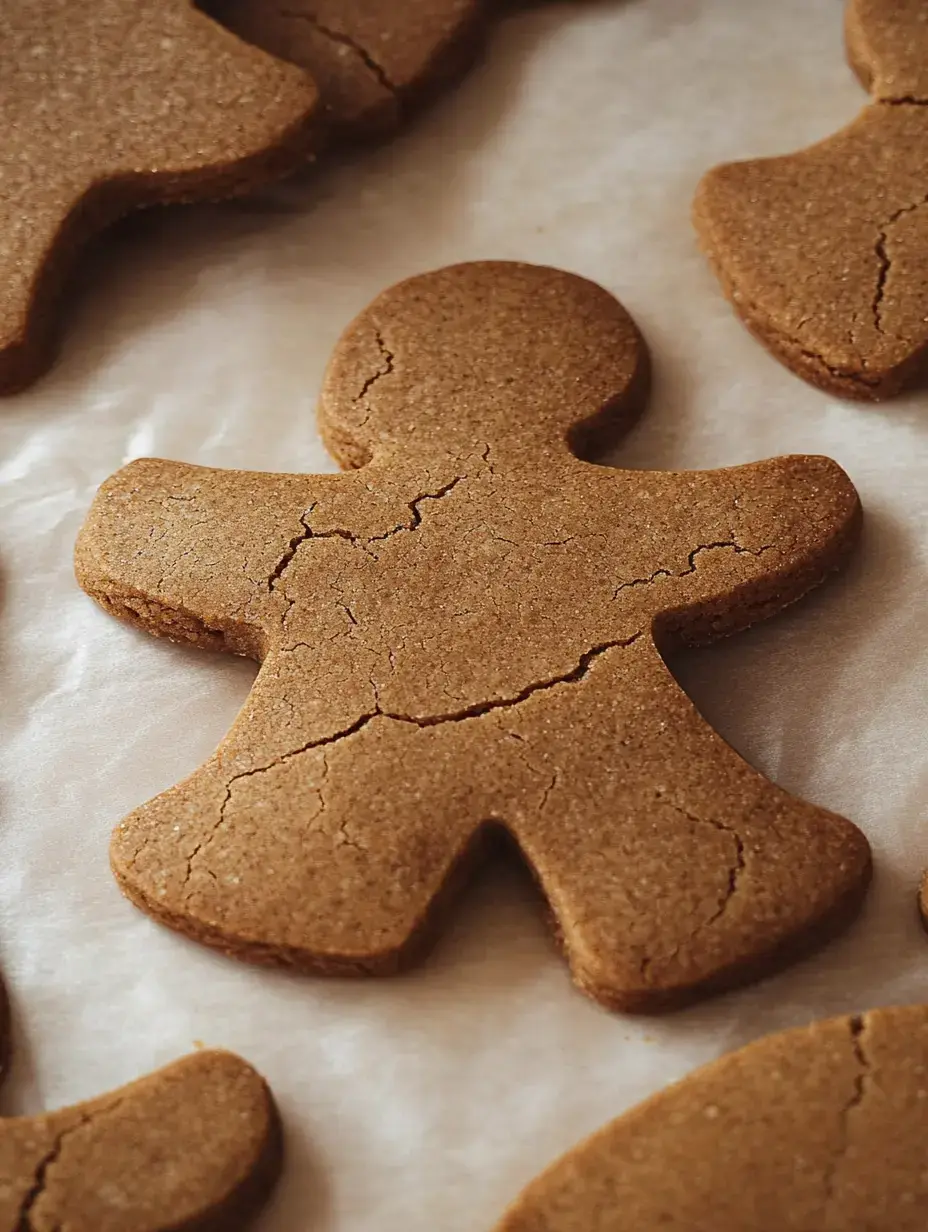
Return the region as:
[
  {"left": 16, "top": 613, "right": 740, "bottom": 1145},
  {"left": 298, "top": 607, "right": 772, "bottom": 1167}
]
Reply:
[{"left": 1, "top": 1, "right": 927, "bottom": 1226}]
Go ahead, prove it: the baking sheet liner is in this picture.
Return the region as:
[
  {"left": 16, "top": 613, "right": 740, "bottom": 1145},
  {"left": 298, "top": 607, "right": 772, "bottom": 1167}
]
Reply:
[{"left": 1, "top": 1, "right": 926, "bottom": 1226}]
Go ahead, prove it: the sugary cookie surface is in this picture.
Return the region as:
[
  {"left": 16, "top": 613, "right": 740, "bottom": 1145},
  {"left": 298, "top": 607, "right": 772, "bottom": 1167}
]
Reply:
[
  {"left": 0, "top": 0, "right": 318, "bottom": 393},
  {"left": 202, "top": 0, "right": 485, "bottom": 138},
  {"left": 694, "top": 0, "right": 928, "bottom": 399},
  {"left": 0, "top": 1050, "right": 279, "bottom": 1231},
  {"left": 495, "top": 1004, "right": 928, "bottom": 1231},
  {"left": 75, "top": 261, "right": 870, "bottom": 1011}
]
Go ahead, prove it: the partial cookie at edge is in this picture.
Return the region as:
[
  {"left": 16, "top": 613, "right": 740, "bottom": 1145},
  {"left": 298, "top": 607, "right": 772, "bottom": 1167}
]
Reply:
[
  {"left": 0, "top": 0, "right": 320, "bottom": 394},
  {"left": 493, "top": 1005, "right": 928, "bottom": 1231}
]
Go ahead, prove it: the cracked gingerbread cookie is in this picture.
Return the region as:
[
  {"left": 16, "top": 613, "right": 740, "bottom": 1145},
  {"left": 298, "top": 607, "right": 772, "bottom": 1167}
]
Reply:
[
  {"left": 0, "top": 1041, "right": 279, "bottom": 1229},
  {"left": 198, "top": 0, "right": 485, "bottom": 140},
  {"left": 694, "top": 0, "right": 928, "bottom": 400},
  {"left": 494, "top": 1004, "right": 928, "bottom": 1231},
  {"left": 75, "top": 260, "right": 870, "bottom": 1012},
  {"left": 0, "top": 0, "right": 319, "bottom": 394}
]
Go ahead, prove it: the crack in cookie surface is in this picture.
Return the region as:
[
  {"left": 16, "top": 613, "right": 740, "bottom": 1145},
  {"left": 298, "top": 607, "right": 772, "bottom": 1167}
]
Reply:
[
  {"left": 201, "top": 0, "right": 486, "bottom": 140},
  {"left": 492, "top": 1006, "right": 928, "bottom": 1231},
  {"left": 0, "top": 1047, "right": 280, "bottom": 1231},
  {"left": 694, "top": 3, "right": 928, "bottom": 399},
  {"left": 77, "top": 261, "right": 869, "bottom": 1010}
]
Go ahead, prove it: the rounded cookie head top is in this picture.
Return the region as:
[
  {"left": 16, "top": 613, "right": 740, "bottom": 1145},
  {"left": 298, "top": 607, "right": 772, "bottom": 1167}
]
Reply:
[
  {"left": 846, "top": 0, "right": 928, "bottom": 100},
  {"left": 318, "top": 261, "right": 648, "bottom": 469}
]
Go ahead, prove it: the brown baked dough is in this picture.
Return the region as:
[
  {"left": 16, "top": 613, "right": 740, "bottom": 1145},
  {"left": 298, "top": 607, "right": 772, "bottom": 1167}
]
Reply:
[
  {"left": 75, "top": 261, "right": 870, "bottom": 1012},
  {"left": 494, "top": 1004, "right": 928, "bottom": 1232},
  {"left": 845, "top": 0, "right": 928, "bottom": 101},
  {"left": 915, "top": 871, "right": 928, "bottom": 936},
  {"left": 0, "top": 0, "right": 320, "bottom": 394},
  {"left": 199, "top": 0, "right": 486, "bottom": 139},
  {"left": 0, "top": 1048, "right": 280, "bottom": 1230},
  {"left": 694, "top": 0, "right": 928, "bottom": 400}
]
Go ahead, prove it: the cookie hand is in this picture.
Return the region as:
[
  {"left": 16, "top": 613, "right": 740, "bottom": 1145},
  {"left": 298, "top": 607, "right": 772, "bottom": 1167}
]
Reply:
[
  {"left": 0, "top": 1, "right": 317, "bottom": 393},
  {"left": 74, "top": 458, "right": 337, "bottom": 658}
]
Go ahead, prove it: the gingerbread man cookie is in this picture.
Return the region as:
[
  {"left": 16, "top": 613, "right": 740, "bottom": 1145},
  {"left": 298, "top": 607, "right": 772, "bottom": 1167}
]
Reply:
[
  {"left": 76, "top": 261, "right": 870, "bottom": 1012},
  {"left": 0, "top": 0, "right": 319, "bottom": 394},
  {"left": 200, "top": 0, "right": 486, "bottom": 140},
  {"left": 0, "top": 1014, "right": 279, "bottom": 1230},
  {"left": 694, "top": 0, "right": 928, "bottom": 400},
  {"left": 494, "top": 1004, "right": 928, "bottom": 1231}
]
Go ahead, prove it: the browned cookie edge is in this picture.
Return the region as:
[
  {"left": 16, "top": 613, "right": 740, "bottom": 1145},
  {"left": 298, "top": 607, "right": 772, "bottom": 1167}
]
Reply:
[
  {"left": 1, "top": 79, "right": 321, "bottom": 396},
  {"left": 185, "top": 1065, "right": 283, "bottom": 1232},
  {"left": 918, "top": 870, "right": 928, "bottom": 936},
  {"left": 844, "top": 0, "right": 878, "bottom": 94},
  {"left": 575, "top": 850, "right": 871, "bottom": 1012},
  {"left": 111, "top": 820, "right": 500, "bottom": 977},
  {"left": 691, "top": 173, "right": 921, "bottom": 401}
]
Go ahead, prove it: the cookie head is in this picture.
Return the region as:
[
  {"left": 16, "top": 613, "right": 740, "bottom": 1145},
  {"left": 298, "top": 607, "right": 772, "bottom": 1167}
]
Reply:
[
  {"left": 318, "top": 261, "right": 648, "bottom": 468},
  {"left": 846, "top": 0, "right": 928, "bottom": 100}
]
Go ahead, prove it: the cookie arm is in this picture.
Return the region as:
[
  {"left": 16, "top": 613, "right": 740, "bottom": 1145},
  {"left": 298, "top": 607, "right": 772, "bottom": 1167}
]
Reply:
[
  {"left": 74, "top": 458, "right": 325, "bottom": 658},
  {"left": 605, "top": 454, "right": 860, "bottom": 648},
  {"left": 505, "top": 635, "right": 871, "bottom": 1011}
]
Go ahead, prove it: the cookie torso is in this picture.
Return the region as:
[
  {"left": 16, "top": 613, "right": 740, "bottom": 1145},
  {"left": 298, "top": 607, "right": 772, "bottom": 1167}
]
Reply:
[
  {"left": 75, "top": 262, "right": 870, "bottom": 1011},
  {"left": 694, "top": 0, "right": 928, "bottom": 399},
  {"left": 201, "top": 0, "right": 485, "bottom": 138},
  {"left": 0, "top": 0, "right": 318, "bottom": 392},
  {"left": 494, "top": 1004, "right": 928, "bottom": 1231}
]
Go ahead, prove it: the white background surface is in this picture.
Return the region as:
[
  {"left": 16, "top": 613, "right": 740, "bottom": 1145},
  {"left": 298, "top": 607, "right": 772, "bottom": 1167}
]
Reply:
[{"left": 1, "top": 0, "right": 927, "bottom": 1226}]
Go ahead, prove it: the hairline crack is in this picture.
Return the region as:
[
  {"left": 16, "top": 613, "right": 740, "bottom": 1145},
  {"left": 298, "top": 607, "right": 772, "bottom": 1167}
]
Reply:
[
  {"left": 278, "top": 10, "right": 397, "bottom": 93},
  {"left": 182, "top": 634, "right": 642, "bottom": 889},
  {"left": 612, "top": 541, "right": 773, "bottom": 600},
  {"left": 871, "top": 193, "right": 928, "bottom": 337},
  {"left": 821, "top": 1014, "right": 872, "bottom": 1216},
  {"left": 639, "top": 799, "right": 746, "bottom": 986},
  {"left": 15, "top": 1096, "right": 127, "bottom": 1231}
]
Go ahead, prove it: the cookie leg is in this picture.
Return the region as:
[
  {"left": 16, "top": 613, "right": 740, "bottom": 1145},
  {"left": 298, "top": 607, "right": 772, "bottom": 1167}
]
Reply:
[
  {"left": 504, "top": 637, "right": 872, "bottom": 1012},
  {"left": 110, "top": 653, "right": 507, "bottom": 972},
  {"left": 693, "top": 105, "right": 928, "bottom": 400}
]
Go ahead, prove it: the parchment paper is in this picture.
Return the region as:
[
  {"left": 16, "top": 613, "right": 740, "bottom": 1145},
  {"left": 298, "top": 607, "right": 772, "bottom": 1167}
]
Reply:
[{"left": 1, "top": 1, "right": 927, "bottom": 1227}]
